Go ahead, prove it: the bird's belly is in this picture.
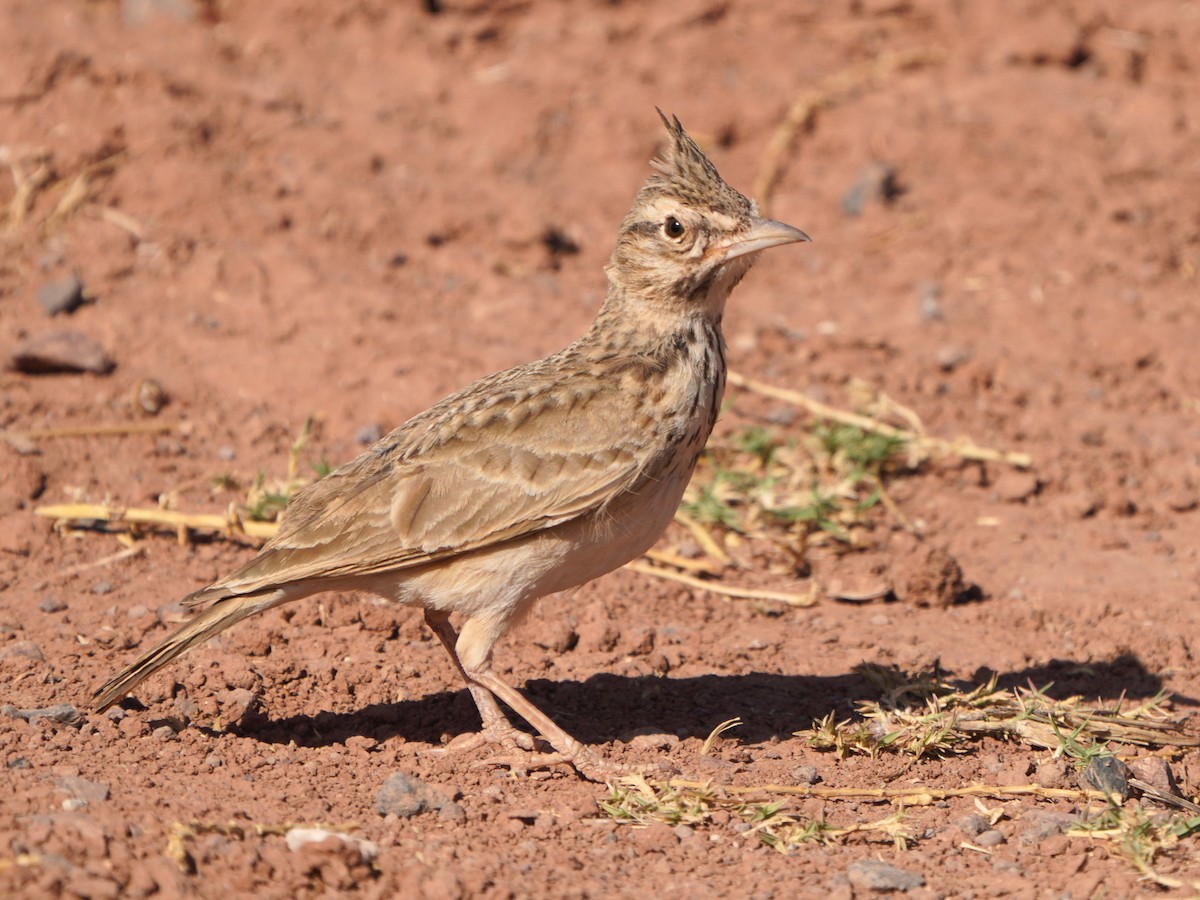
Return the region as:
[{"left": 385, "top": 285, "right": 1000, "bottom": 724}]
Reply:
[{"left": 388, "top": 468, "right": 690, "bottom": 618}]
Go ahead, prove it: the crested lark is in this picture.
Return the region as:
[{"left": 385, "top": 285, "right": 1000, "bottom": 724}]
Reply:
[{"left": 92, "top": 113, "right": 809, "bottom": 781}]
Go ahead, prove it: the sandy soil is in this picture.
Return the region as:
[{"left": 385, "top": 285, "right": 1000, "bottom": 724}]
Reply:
[{"left": 2, "top": 0, "right": 1199, "bottom": 896}]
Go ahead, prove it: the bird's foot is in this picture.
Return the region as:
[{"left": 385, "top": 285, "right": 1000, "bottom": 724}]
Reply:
[
  {"left": 477, "top": 743, "right": 620, "bottom": 783},
  {"left": 432, "top": 718, "right": 542, "bottom": 756}
]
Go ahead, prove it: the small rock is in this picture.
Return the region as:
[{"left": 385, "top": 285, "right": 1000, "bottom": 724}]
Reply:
[
  {"left": 355, "top": 423, "right": 384, "bottom": 445},
  {"left": 991, "top": 470, "right": 1040, "bottom": 503},
  {"left": 136, "top": 379, "right": 168, "bottom": 414},
  {"left": 533, "top": 620, "right": 578, "bottom": 654},
  {"left": 1033, "top": 759, "right": 1069, "bottom": 788},
  {"left": 39, "top": 595, "right": 67, "bottom": 613},
  {"left": 217, "top": 688, "right": 260, "bottom": 723},
  {"left": 90, "top": 580, "right": 114, "bottom": 596},
  {"left": 847, "top": 859, "right": 924, "bottom": 892},
  {"left": 174, "top": 698, "right": 200, "bottom": 721},
  {"left": 61, "top": 798, "right": 89, "bottom": 812},
  {"left": 1081, "top": 755, "right": 1131, "bottom": 800},
  {"left": 792, "top": 765, "right": 821, "bottom": 785},
  {"left": 8, "top": 329, "right": 116, "bottom": 375},
  {"left": 954, "top": 813, "right": 989, "bottom": 837},
  {"left": 2, "top": 640, "right": 45, "bottom": 661},
  {"left": 152, "top": 725, "right": 179, "bottom": 741},
  {"left": 976, "top": 829, "right": 1006, "bottom": 847},
  {"left": 285, "top": 826, "right": 377, "bottom": 860},
  {"left": 375, "top": 771, "right": 433, "bottom": 817},
  {"left": 1165, "top": 490, "right": 1198, "bottom": 513},
  {"left": 216, "top": 446, "right": 236, "bottom": 461},
  {"left": 7, "top": 756, "right": 31, "bottom": 769},
  {"left": 842, "top": 162, "right": 902, "bottom": 216},
  {"left": 55, "top": 775, "right": 111, "bottom": 804},
  {"left": 205, "top": 754, "right": 224, "bottom": 769},
  {"left": 1128, "top": 757, "right": 1179, "bottom": 796},
  {"left": 36, "top": 275, "right": 86, "bottom": 316},
  {"left": 1061, "top": 490, "right": 1101, "bottom": 519},
  {"left": 917, "top": 281, "right": 944, "bottom": 321},
  {"left": 437, "top": 801, "right": 466, "bottom": 823},
  {"left": 935, "top": 344, "right": 973, "bottom": 372},
  {"left": 121, "top": 0, "right": 198, "bottom": 26},
  {"left": 896, "top": 545, "right": 967, "bottom": 608},
  {"left": 625, "top": 731, "right": 681, "bottom": 752},
  {"left": 1018, "top": 809, "right": 1077, "bottom": 844},
  {"left": 765, "top": 404, "right": 798, "bottom": 427}
]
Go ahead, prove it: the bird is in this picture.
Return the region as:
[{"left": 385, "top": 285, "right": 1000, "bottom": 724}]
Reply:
[{"left": 91, "top": 111, "right": 810, "bottom": 781}]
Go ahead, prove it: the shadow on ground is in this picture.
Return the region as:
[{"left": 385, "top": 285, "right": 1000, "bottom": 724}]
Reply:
[{"left": 233, "top": 651, "right": 1189, "bottom": 748}]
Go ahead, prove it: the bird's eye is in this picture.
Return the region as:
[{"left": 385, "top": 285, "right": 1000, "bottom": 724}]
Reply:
[{"left": 664, "top": 216, "right": 686, "bottom": 239}]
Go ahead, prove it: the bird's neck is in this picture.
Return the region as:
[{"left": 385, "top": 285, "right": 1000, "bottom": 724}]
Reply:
[{"left": 583, "top": 284, "right": 721, "bottom": 356}]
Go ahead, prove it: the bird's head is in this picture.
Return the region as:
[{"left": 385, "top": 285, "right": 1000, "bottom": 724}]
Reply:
[{"left": 606, "top": 111, "right": 810, "bottom": 320}]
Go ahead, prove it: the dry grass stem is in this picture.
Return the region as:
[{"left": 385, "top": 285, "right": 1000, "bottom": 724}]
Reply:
[
  {"left": 700, "top": 718, "right": 743, "bottom": 756},
  {"left": 673, "top": 508, "right": 732, "bottom": 564},
  {"left": 754, "top": 47, "right": 947, "bottom": 212},
  {"left": 624, "top": 560, "right": 816, "bottom": 607},
  {"left": 728, "top": 371, "right": 1033, "bottom": 469},
  {"left": 35, "top": 502, "right": 278, "bottom": 541},
  {"left": 666, "top": 779, "right": 1109, "bottom": 805},
  {"left": 8, "top": 421, "right": 178, "bottom": 441},
  {"left": 799, "top": 665, "right": 1200, "bottom": 761}
]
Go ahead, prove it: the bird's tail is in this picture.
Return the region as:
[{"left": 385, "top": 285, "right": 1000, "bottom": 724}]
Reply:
[{"left": 91, "top": 589, "right": 288, "bottom": 713}]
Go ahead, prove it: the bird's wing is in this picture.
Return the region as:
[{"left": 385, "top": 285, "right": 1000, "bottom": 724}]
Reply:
[{"left": 200, "top": 365, "right": 663, "bottom": 599}]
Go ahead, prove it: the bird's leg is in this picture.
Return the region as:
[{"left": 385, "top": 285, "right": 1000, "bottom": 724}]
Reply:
[
  {"left": 423, "top": 610, "right": 538, "bottom": 754},
  {"left": 464, "top": 664, "right": 616, "bottom": 782},
  {"left": 451, "top": 614, "right": 619, "bottom": 783}
]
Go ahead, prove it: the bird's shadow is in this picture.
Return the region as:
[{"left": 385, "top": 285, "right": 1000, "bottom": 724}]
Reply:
[{"left": 230, "top": 651, "right": 1193, "bottom": 749}]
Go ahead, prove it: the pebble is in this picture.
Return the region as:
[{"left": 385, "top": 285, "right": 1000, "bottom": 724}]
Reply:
[
  {"left": 975, "top": 828, "right": 1006, "bottom": 847},
  {"left": 6, "top": 756, "right": 31, "bottom": 769},
  {"left": 917, "top": 280, "right": 944, "bottom": 321},
  {"left": 121, "top": 0, "right": 198, "bottom": 27},
  {"left": 6, "top": 705, "right": 84, "bottom": 734},
  {"left": 1128, "top": 756, "right": 1178, "bottom": 795},
  {"left": 356, "top": 423, "right": 384, "bottom": 445},
  {"left": 136, "top": 379, "right": 168, "bottom": 414},
  {"left": 55, "top": 775, "right": 111, "bottom": 804},
  {"left": 953, "top": 813, "right": 989, "bottom": 837},
  {"left": 935, "top": 344, "right": 973, "bottom": 372},
  {"left": 7, "top": 329, "right": 115, "bottom": 375},
  {"left": 90, "top": 580, "right": 114, "bottom": 596},
  {"left": 842, "top": 161, "right": 901, "bottom": 216},
  {"left": 285, "top": 826, "right": 378, "bottom": 860},
  {"left": 1017, "top": 809, "right": 1077, "bottom": 844},
  {"left": 846, "top": 859, "right": 924, "bottom": 892},
  {"left": 216, "top": 446, "right": 236, "bottom": 461},
  {"left": 217, "top": 687, "right": 260, "bottom": 723},
  {"left": 36, "top": 275, "right": 86, "bottom": 316},
  {"left": 375, "top": 771, "right": 434, "bottom": 818},
  {"left": 2, "top": 640, "right": 45, "bottom": 661},
  {"left": 152, "top": 724, "right": 179, "bottom": 741},
  {"left": 792, "top": 765, "right": 821, "bottom": 785},
  {"left": 39, "top": 595, "right": 67, "bottom": 613},
  {"left": 1081, "top": 755, "right": 1131, "bottom": 800}
]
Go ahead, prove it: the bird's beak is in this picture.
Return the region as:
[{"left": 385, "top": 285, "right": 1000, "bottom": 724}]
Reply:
[{"left": 721, "top": 218, "right": 811, "bottom": 262}]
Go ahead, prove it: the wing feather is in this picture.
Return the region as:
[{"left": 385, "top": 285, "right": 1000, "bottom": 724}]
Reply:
[{"left": 209, "top": 364, "right": 656, "bottom": 596}]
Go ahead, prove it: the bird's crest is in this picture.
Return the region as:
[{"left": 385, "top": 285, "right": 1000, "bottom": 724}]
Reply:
[{"left": 642, "top": 109, "right": 756, "bottom": 219}]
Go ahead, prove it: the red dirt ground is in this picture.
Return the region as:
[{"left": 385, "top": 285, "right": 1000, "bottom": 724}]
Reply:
[{"left": 2, "top": 1, "right": 1199, "bottom": 897}]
